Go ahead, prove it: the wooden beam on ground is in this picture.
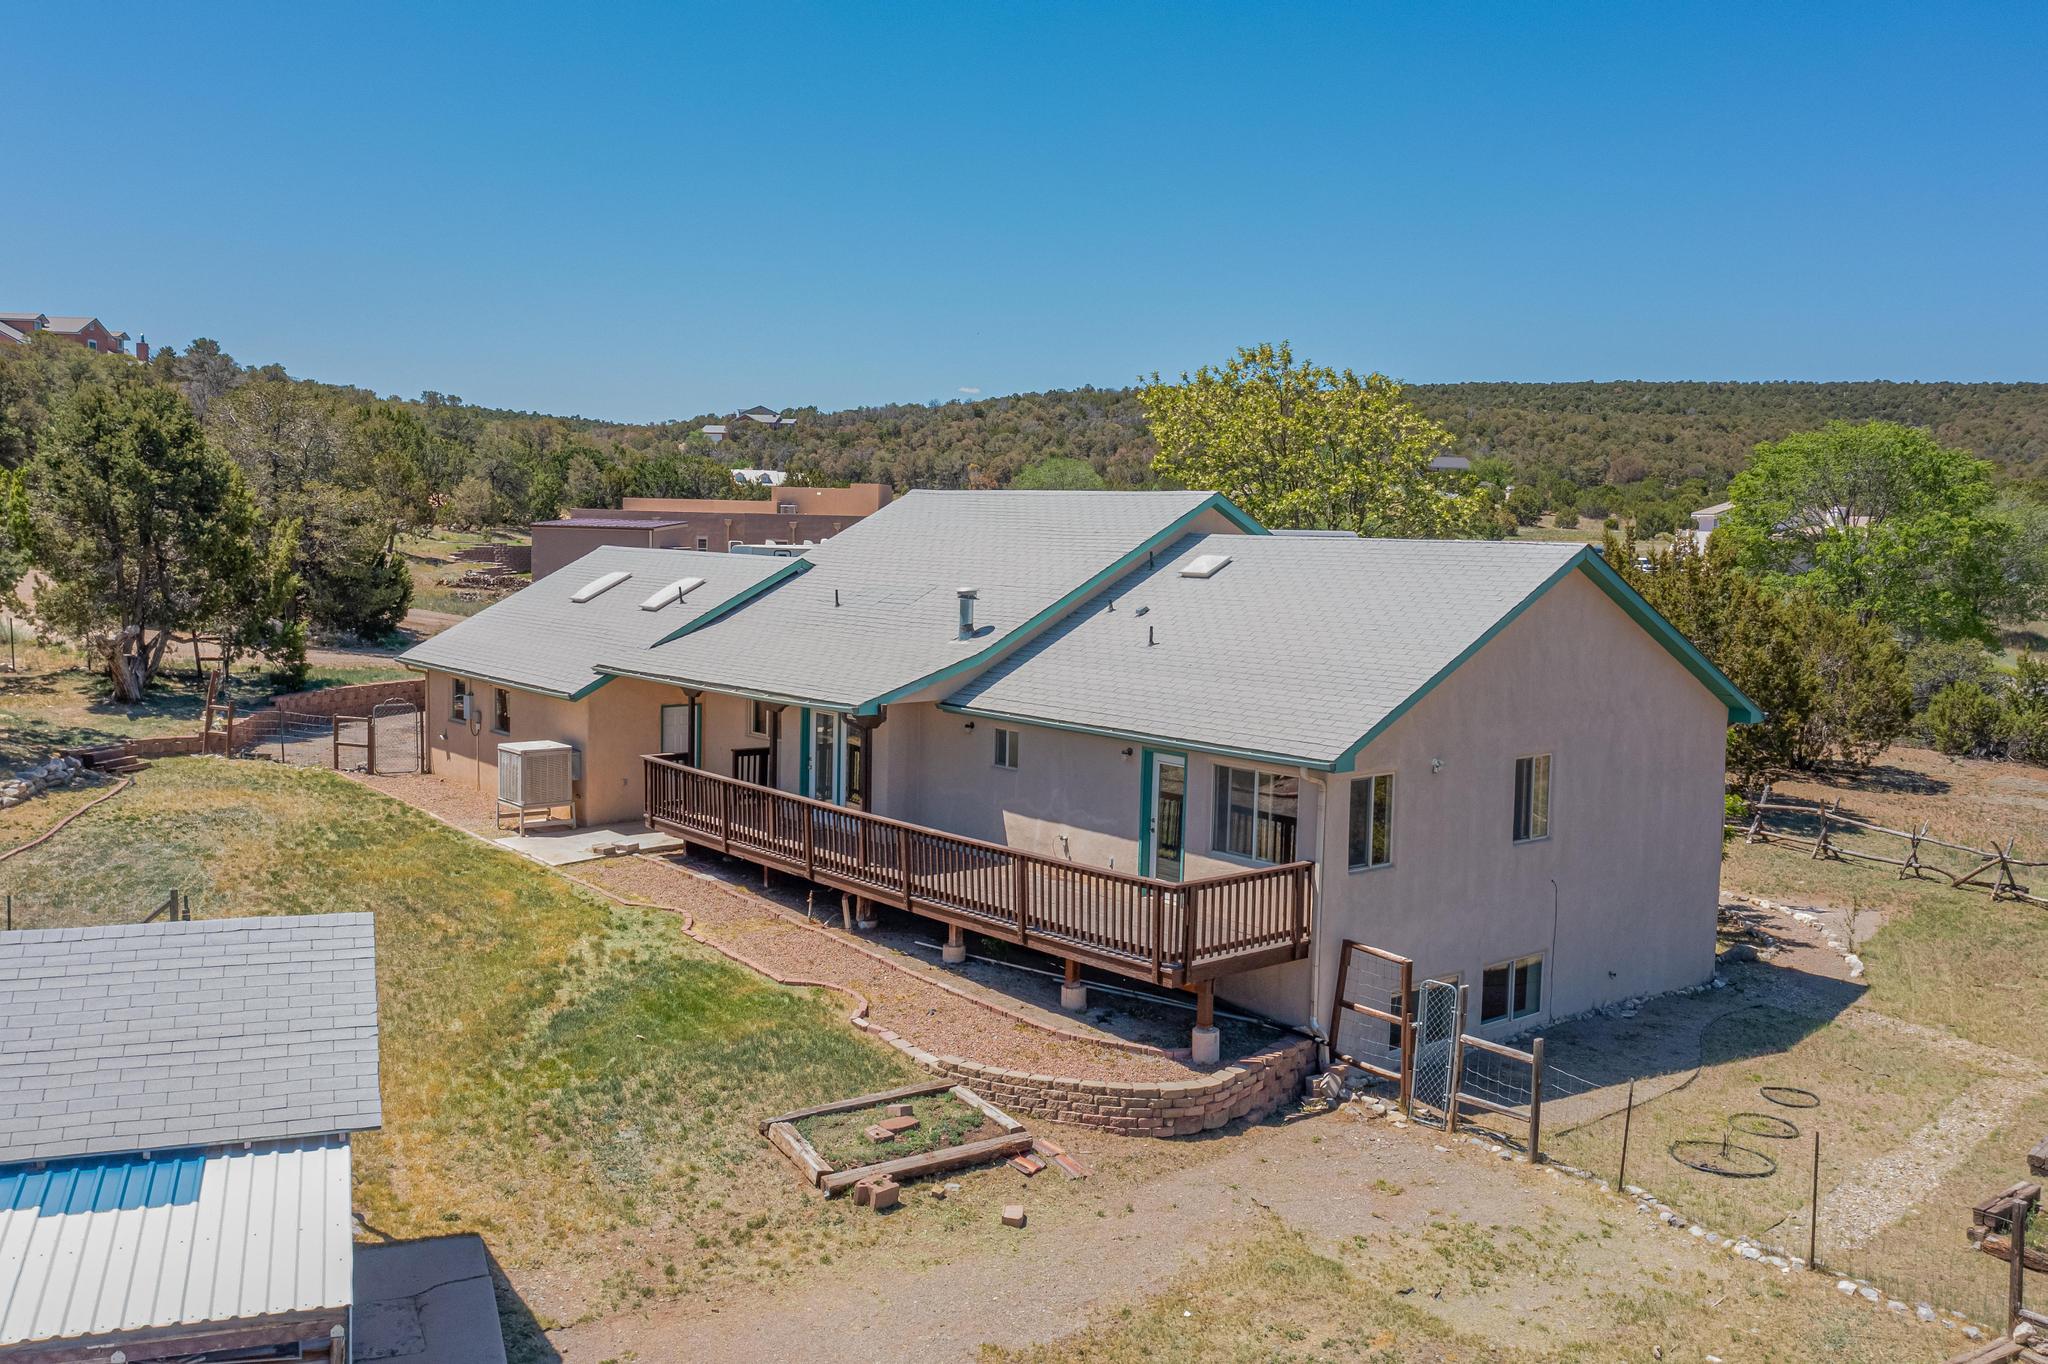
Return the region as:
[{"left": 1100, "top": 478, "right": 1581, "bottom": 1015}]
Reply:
[
  {"left": 757, "top": 1079, "right": 956, "bottom": 1133},
  {"left": 819, "top": 1131, "right": 1035, "bottom": 1195}
]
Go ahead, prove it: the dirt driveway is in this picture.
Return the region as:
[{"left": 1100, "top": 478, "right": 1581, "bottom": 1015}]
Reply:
[{"left": 544, "top": 1104, "right": 1936, "bottom": 1363}]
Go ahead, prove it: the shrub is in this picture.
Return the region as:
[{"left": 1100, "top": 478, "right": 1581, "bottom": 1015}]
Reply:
[{"left": 1925, "top": 681, "right": 2005, "bottom": 757}]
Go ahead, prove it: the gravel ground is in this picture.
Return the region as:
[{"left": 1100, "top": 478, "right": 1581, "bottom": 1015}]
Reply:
[{"left": 352, "top": 771, "right": 1287, "bottom": 1082}]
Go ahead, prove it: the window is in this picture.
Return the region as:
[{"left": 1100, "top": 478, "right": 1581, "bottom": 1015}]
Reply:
[
  {"left": 659, "top": 703, "right": 693, "bottom": 761},
  {"left": 1211, "top": 765, "right": 1298, "bottom": 863},
  {"left": 1481, "top": 955, "right": 1544, "bottom": 1025},
  {"left": 993, "top": 727, "right": 1019, "bottom": 769},
  {"left": 1347, "top": 773, "right": 1394, "bottom": 869},
  {"left": 450, "top": 678, "right": 470, "bottom": 722},
  {"left": 695, "top": 536, "right": 709, "bottom": 550},
  {"left": 492, "top": 688, "right": 511, "bottom": 734},
  {"left": 811, "top": 711, "right": 838, "bottom": 802},
  {"left": 1513, "top": 754, "right": 1551, "bottom": 842},
  {"left": 85, "top": 339, "right": 97, "bottom": 351},
  {"left": 748, "top": 699, "right": 771, "bottom": 737}
]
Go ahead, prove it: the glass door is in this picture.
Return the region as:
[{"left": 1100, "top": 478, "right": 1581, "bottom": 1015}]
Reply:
[
  {"left": 1148, "top": 752, "right": 1186, "bottom": 881},
  {"left": 811, "top": 711, "right": 839, "bottom": 802}
]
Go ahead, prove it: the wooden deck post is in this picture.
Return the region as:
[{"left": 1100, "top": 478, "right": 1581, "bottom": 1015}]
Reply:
[
  {"left": 1064, "top": 958, "right": 1080, "bottom": 986},
  {"left": 1013, "top": 856, "right": 1029, "bottom": 946},
  {"left": 1194, "top": 980, "right": 1214, "bottom": 1030}
]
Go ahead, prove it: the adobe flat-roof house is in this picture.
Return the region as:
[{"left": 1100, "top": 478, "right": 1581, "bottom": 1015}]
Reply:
[
  {"left": 529, "top": 483, "right": 893, "bottom": 578},
  {"left": 0, "top": 914, "right": 381, "bottom": 1362},
  {"left": 404, "top": 491, "right": 1756, "bottom": 1060}
]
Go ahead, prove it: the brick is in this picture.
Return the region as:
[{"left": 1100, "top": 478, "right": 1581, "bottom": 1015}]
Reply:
[
  {"left": 1002, "top": 1204, "right": 1027, "bottom": 1228},
  {"left": 885, "top": 1102, "right": 914, "bottom": 1118},
  {"left": 863, "top": 1124, "right": 896, "bottom": 1143},
  {"left": 878, "top": 1115, "right": 920, "bottom": 1134},
  {"left": 1008, "top": 1155, "right": 1045, "bottom": 1176},
  {"left": 867, "top": 1176, "right": 900, "bottom": 1211}
]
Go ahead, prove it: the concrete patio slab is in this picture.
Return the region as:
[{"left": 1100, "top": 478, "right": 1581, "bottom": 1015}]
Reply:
[{"left": 493, "top": 821, "right": 686, "bottom": 866}]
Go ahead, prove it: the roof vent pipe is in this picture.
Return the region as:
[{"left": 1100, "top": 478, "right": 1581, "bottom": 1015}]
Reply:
[{"left": 957, "top": 588, "right": 978, "bottom": 638}]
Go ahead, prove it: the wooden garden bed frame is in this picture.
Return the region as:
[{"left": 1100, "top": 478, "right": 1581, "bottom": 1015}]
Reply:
[{"left": 759, "top": 1079, "right": 1032, "bottom": 1195}]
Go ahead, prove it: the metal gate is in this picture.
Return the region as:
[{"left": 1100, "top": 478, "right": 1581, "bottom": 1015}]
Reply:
[
  {"left": 371, "top": 698, "right": 422, "bottom": 775},
  {"left": 1410, "top": 978, "right": 1465, "bottom": 1126}
]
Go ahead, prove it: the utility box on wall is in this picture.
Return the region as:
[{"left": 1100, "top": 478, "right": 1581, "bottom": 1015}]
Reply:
[{"left": 497, "top": 740, "right": 578, "bottom": 832}]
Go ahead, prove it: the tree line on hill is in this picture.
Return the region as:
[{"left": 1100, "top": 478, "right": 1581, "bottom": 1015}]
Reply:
[{"left": 3, "top": 325, "right": 2047, "bottom": 781}]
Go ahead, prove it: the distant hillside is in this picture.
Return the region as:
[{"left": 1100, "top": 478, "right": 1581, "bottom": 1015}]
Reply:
[{"left": 696, "top": 380, "right": 2048, "bottom": 501}]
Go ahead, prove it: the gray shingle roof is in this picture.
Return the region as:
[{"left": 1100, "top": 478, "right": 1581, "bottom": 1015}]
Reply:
[
  {"left": 400, "top": 546, "right": 802, "bottom": 698},
  {"left": 601, "top": 490, "right": 1247, "bottom": 710},
  {"left": 945, "top": 534, "right": 1598, "bottom": 767},
  {"left": 0, "top": 914, "right": 381, "bottom": 1162}
]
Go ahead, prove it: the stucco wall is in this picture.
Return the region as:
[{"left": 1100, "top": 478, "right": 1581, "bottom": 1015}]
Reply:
[
  {"left": 531, "top": 523, "right": 690, "bottom": 580},
  {"left": 422, "top": 670, "right": 592, "bottom": 815},
  {"left": 1230, "top": 568, "right": 1729, "bottom": 1035}
]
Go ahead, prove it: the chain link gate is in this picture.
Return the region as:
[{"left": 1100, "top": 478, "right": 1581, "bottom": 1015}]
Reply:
[
  {"left": 1410, "top": 978, "right": 1464, "bottom": 1126},
  {"left": 371, "top": 697, "right": 422, "bottom": 774}
]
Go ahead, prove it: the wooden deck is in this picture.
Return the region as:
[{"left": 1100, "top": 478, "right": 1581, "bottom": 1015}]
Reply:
[{"left": 643, "top": 756, "right": 1312, "bottom": 989}]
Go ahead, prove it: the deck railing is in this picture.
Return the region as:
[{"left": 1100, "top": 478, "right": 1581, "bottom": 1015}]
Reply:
[{"left": 643, "top": 755, "right": 1311, "bottom": 986}]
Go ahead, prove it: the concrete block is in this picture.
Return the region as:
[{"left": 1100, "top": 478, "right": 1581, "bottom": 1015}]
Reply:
[
  {"left": 1059, "top": 982, "right": 1088, "bottom": 1011},
  {"left": 863, "top": 1124, "right": 896, "bottom": 1143},
  {"left": 1191, "top": 1025, "right": 1221, "bottom": 1065},
  {"left": 1002, "top": 1204, "right": 1026, "bottom": 1228},
  {"left": 867, "top": 1177, "right": 900, "bottom": 1211},
  {"left": 886, "top": 1102, "right": 914, "bottom": 1118},
  {"left": 941, "top": 938, "right": 967, "bottom": 964}
]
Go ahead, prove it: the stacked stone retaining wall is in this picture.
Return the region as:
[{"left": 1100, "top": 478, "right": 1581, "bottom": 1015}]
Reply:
[{"left": 857, "top": 1024, "right": 1315, "bottom": 1136}]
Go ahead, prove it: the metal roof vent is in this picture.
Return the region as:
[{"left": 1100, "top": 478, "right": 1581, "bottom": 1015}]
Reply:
[
  {"left": 570, "top": 570, "right": 631, "bottom": 603},
  {"left": 957, "top": 588, "right": 978, "bottom": 639},
  {"left": 1180, "top": 553, "right": 1233, "bottom": 579},
  {"left": 639, "top": 576, "right": 706, "bottom": 611}
]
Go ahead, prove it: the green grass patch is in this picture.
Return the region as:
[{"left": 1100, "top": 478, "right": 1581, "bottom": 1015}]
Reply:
[
  {"left": 0, "top": 757, "right": 920, "bottom": 1329},
  {"left": 1545, "top": 1004, "right": 1987, "bottom": 1238},
  {"left": 795, "top": 1092, "right": 996, "bottom": 1170}
]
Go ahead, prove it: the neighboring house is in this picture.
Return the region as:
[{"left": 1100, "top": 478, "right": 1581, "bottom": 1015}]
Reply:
[
  {"left": 1691, "top": 500, "right": 1734, "bottom": 534},
  {"left": 1429, "top": 454, "right": 1473, "bottom": 472},
  {"left": 406, "top": 491, "right": 1756, "bottom": 1059},
  {"left": 699, "top": 406, "right": 797, "bottom": 442},
  {"left": 0, "top": 312, "right": 131, "bottom": 354},
  {"left": 732, "top": 467, "right": 790, "bottom": 487},
  {"left": 0, "top": 914, "right": 382, "bottom": 1362},
  {"left": 529, "top": 483, "right": 892, "bottom": 578}
]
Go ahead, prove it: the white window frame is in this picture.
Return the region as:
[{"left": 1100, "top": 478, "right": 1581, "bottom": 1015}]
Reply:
[
  {"left": 696, "top": 535, "right": 710, "bottom": 550},
  {"left": 1347, "top": 771, "right": 1394, "bottom": 871},
  {"left": 1480, "top": 953, "right": 1544, "bottom": 1025},
  {"left": 992, "top": 727, "right": 1019, "bottom": 770},
  {"left": 450, "top": 677, "right": 471, "bottom": 723},
  {"left": 1512, "top": 753, "right": 1552, "bottom": 844}
]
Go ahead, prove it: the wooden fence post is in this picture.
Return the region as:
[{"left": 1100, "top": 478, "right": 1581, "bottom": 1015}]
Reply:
[
  {"left": 1327, "top": 940, "right": 1354, "bottom": 1061},
  {"left": 1617, "top": 1078, "right": 1636, "bottom": 1190},
  {"left": 1808, "top": 1128, "right": 1821, "bottom": 1271},
  {"left": 2011, "top": 1185, "right": 2030, "bottom": 1334},
  {"left": 1528, "top": 1036, "right": 1545, "bottom": 1163},
  {"left": 1398, "top": 958, "right": 1416, "bottom": 1119}
]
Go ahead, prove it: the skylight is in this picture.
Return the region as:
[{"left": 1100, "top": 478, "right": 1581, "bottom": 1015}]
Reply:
[
  {"left": 639, "top": 576, "right": 707, "bottom": 611},
  {"left": 570, "top": 570, "right": 632, "bottom": 603},
  {"left": 1180, "top": 553, "right": 1233, "bottom": 579}
]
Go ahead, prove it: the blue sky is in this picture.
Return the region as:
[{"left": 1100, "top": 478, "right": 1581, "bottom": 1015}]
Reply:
[{"left": 7, "top": 2, "right": 2043, "bottom": 420}]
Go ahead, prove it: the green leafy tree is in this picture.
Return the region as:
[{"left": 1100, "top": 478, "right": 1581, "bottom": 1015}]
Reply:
[
  {"left": 1141, "top": 342, "right": 1499, "bottom": 537},
  {"left": 1720, "top": 421, "right": 2025, "bottom": 643},
  {"left": 1012, "top": 456, "right": 1107, "bottom": 490},
  {"left": 1607, "top": 531, "right": 1908, "bottom": 779},
  {"left": 23, "top": 382, "right": 257, "bottom": 700}
]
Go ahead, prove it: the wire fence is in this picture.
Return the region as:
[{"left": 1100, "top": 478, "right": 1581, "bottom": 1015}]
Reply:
[{"left": 1, "top": 887, "right": 199, "bottom": 933}]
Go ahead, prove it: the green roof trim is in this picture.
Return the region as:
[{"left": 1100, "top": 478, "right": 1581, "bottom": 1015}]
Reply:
[
  {"left": 856, "top": 493, "right": 1264, "bottom": 715},
  {"left": 1327, "top": 545, "right": 1761, "bottom": 773},
  {"left": 1574, "top": 548, "right": 1763, "bottom": 726},
  {"left": 649, "top": 556, "right": 811, "bottom": 646}
]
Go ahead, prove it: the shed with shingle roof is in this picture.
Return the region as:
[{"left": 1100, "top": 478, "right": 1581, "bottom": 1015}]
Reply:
[{"left": 0, "top": 913, "right": 381, "bottom": 1163}]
